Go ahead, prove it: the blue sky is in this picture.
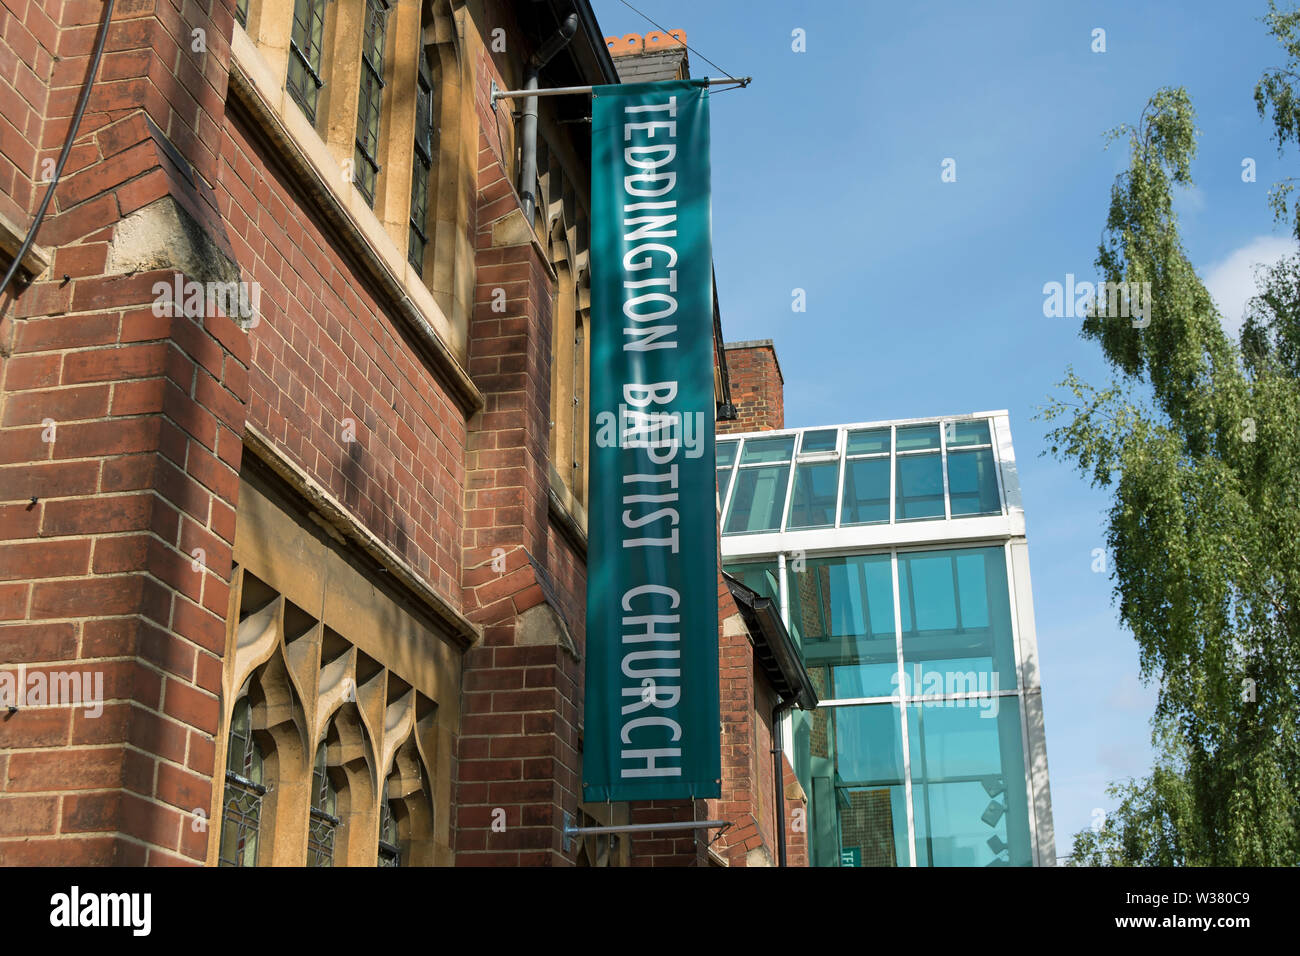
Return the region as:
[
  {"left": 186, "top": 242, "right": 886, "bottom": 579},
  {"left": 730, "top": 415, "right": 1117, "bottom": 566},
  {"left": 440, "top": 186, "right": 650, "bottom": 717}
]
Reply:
[{"left": 593, "top": 0, "right": 1297, "bottom": 859}]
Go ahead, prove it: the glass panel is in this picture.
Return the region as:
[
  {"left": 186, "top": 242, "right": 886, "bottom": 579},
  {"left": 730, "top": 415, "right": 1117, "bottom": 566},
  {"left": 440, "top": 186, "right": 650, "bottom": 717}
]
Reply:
[
  {"left": 218, "top": 698, "right": 263, "bottom": 867},
  {"left": 946, "top": 419, "right": 991, "bottom": 447},
  {"left": 739, "top": 435, "right": 795, "bottom": 464},
  {"left": 841, "top": 457, "right": 890, "bottom": 525},
  {"left": 724, "top": 561, "right": 779, "bottom": 604},
  {"left": 236, "top": 0, "right": 248, "bottom": 27},
  {"left": 378, "top": 780, "right": 401, "bottom": 867},
  {"left": 787, "top": 554, "right": 897, "bottom": 697},
  {"left": 897, "top": 547, "right": 1017, "bottom": 691},
  {"left": 287, "top": 0, "right": 326, "bottom": 121},
  {"left": 787, "top": 460, "right": 839, "bottom": 530},
  {"left": 895, "top": 453, "right": 944, "bottom": 520},
  {"left": 716, "top": 467, "right": 734, "bottom": 511},
  {"left": 409, "top": 50, "right": 434, "bottom": 274},
  {"left": 307, "top": 742, "right": 338, "bottom": 866},
  {"left": 353, "top": 0, "right": 390, "bottom": 206},
  {"left": 715, "top": 441, "right": 738, "bottom": 468},
  {"left": 907, "top": 702, "right": 1032, "bottom": 866},
  {"left": 832, "top": 704, "right": 909, "bottom": 867},
  {"left": 800, "top": 429, "right": 838, "bottom": 454},
  {"left": 846, "top": 428, "right": 890, "bottom": 456},
  {"left": 723, "top": 464, "right": 789, "bottom": 534},
  {"left": 895, "top": 424, "right": 940, "bottom": 452},
  {"left": 948, "top": 447, "right": 1001, "bottom": 516}
]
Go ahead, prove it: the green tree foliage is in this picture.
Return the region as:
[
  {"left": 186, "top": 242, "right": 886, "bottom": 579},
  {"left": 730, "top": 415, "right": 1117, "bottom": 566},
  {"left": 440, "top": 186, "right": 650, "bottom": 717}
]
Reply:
[{"left": 1046, "top": 40, "right": 1300, "bottom": 863}]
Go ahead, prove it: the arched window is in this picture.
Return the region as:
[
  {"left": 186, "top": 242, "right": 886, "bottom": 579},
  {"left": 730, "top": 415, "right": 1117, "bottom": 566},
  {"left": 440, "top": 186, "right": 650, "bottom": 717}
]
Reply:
[
  {"left": 378, "top": 778, "right": 401, "bottom": 867},
  {"left": 218, "top": 694, "right": 265, "bottom": 867},
  {"left": 307, "top": 741, "right": 341, "bottom": 866}
]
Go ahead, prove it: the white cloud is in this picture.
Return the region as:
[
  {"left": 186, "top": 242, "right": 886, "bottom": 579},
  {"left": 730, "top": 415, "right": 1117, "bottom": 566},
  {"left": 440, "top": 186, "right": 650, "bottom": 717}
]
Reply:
[{"left": 1202, "top": 235, "right": 1297, "bottom": 338}]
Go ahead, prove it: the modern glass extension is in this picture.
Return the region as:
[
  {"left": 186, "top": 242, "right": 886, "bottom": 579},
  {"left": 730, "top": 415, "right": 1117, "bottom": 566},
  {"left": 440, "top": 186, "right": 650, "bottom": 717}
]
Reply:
[
  {"left": 719, "top": 418, "right": 1004, "bottom": 535},
  {"left": 720, "top": 413, "right": 1055, "bottom": 867}
]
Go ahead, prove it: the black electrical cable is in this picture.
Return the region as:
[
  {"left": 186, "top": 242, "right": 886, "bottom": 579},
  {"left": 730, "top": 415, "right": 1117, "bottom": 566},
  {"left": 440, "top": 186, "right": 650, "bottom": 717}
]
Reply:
[
  {"left": 0, "top": 0, "right": 117, "bottom": 300},
  {"left": 615, "top": 0, "right": 739, "bottom": 81}
]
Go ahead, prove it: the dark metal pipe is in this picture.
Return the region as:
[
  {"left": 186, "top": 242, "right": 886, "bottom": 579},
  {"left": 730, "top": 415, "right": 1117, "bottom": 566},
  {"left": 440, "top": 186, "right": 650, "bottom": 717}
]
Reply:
[
  {"left": 1, "top": 0, "right": 117, "bottom": 300},
  {"left": 773, "top": 697, "right": 796, "bottom": 866},
  {"left": 519, "top": 11, "right": 577, "bottom": 227}
]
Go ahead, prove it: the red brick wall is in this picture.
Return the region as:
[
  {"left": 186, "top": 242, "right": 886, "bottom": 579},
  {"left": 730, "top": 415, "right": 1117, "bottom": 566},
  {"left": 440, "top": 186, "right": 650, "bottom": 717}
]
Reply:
[
  {"left": 452, "top": 38, "right": 585, "bottom": 866},
  {"left": 0, "top": 0, "right": 245, "bottom": 866},
  {"left": 0, "top": 0, "right": 55, "bottom": 233},
  {"left": 783, "top": 756, "right": 809, "bottom": 867},
  {"left": 217, "top": 108, "right": 467, "bottom": 600},
  {"left": 628, "top": 799, "right": 709, "bottom": 866},
  {"left": 719, "top": 342, "right": 783, "bottom": 433}
]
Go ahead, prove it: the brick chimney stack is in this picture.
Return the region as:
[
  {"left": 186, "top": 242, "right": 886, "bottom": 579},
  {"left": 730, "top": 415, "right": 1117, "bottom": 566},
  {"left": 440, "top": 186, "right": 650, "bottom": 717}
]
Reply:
[{"left": 719, "top": 340, "right": 784, "bottom": 433}]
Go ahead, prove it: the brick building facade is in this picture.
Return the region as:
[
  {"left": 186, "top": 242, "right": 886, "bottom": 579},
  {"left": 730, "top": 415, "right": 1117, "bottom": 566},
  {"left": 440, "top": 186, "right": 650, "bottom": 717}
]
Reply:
[
  {"left": 0, "top": 0, "right": 810, "bottom": 866},
  {"left": 719, "top": 339, "right": 783, "bottom": 434}
]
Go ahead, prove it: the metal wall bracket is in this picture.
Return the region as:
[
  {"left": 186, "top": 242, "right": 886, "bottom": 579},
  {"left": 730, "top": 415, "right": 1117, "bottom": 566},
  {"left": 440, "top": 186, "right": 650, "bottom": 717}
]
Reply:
[
  {"left": 492, "top": 76, "right": 751, "bottom": 104},
  {"left": 561, "top": 814, "right": 731, "bottom": 853}
]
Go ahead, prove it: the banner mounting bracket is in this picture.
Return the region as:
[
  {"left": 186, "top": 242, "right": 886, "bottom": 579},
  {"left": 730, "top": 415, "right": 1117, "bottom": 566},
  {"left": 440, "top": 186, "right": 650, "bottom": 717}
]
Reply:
[
  {"left": 561, "top": 814, "right": 731, "bottom": 853},
  {"left": 492, "top": 76, "right": 750, "bottom": 105}
]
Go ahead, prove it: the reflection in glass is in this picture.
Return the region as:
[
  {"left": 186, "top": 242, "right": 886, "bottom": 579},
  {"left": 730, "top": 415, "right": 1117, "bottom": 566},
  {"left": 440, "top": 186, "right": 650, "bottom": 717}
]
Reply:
[
  {"left": 787, "top": 460, "right": 839, "bottom": 529},
  {"left": 788, "top": 554, "right": 897, "bottom": 697},
  {"left": 724, "top": 465, "right": 790, "bottom": 534},
  {"left": 896, "top": 453, "right": 944, "bottom": 520},
  {"left": 948, "top": 447, "right": 1000, "bottom": 516},
  {"left": 947, "top": 419, "right": 991, "bottom": 447},
  {"left": 846, "top": 428, "right": 890, "bottom": 455},
  {"left": 841, "top": 457, "right": 890, "bottom": 525},
  {"left": 907, "top": 703, "right": 1031, "bottom": 866},
  {"left": 831, "top": 705, "right": 909, "bottom": 867},
  {"left": 800, "top": 429, "right": 838, "bottom": 453},
  {"left": 739, "top": 435, "right": 795, "bottom": 464},
  {"left": 724, "top": 561, "right": 780, "bottom": 605},
  {"left": 895, "top": 424, "right": 940, "bottom": 452},
  {"left": 897, "top": 547, "right": 1017, "bottom": 690}
]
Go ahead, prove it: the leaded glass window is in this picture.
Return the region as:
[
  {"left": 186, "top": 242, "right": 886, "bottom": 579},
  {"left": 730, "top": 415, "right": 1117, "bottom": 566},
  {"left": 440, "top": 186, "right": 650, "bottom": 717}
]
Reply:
[
  {"left": 378, "top": 779, "right": 401, "bottom": 867},
  {"left": 218, "top": 697, "right": 265, "bottom": 867},
  {"left": 354, "top": 0, "right": 391, "bottom": 206},
  {"left": 287, "top": 0, "right": 327, "bottom": 123},
  {"left": 307, "top": 742, "right": 340, "bottom": 866},
  {"left": 409, "top": 47, "right": 435, "bottom": 273}
]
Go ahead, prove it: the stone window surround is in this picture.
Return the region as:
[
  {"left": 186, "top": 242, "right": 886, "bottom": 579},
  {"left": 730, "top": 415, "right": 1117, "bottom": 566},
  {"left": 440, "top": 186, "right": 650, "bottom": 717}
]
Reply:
[
  {"left": 229, "top": 1, "right": 478, "bottom": 405},
  {"left": 207, "top": 455, "right": 465, "bottom": 865}
]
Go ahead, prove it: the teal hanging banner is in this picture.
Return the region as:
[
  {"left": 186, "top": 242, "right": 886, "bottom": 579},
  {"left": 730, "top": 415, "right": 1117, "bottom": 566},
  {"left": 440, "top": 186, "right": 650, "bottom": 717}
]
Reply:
[{"left": 583, "top": 79, "right": 720, "bottom": 802}]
